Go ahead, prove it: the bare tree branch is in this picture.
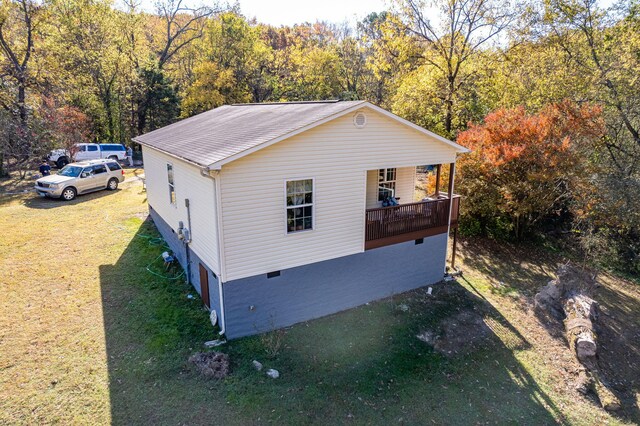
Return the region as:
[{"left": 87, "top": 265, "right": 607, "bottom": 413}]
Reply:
[
  {"left": 155, "top": 0, "right": 218, "bottom": 68},
  {"left": 396, "top": 0, "right": 517, "bottom": 135}
]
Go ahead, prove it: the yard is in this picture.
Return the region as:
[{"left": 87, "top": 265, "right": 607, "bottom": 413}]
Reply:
[{"left": 0, "top": 172, "right": 638, "bottom": 425}]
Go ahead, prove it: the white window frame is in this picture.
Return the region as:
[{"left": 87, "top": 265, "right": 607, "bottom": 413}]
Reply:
[
  {"left": 378, "top": 167, "right": 396, "bottom": 201},
  {"left": 284, "top": 178, "right": 315, "bottom": 234},
  {"left": 167, "top": 163, "right": 176, "bottom": 206}
]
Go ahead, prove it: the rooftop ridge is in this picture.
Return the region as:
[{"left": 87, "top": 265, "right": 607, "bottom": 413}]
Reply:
[{"left": 230, "top": 100, "right": 346, "bottom": 106}]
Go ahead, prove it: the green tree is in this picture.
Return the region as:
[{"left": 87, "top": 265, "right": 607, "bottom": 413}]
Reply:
[
  {"left": 49, "top": 0, "right": 128, "bottom": 142},
  {"left": 181, "top": 12, "right": 271, "bottom": 115},
  {"left": 0, "top": 0, "right": 40, "bottom": 173},
  {"left": 134, "top": 0, "right": 214, "bottom": 134},
  {"left": 543, "top": 0, "right": 640, "bottom": 271},
  {"left": 394, "top": 0, "right": 517, "bottom": 137},
  {"left": 136, "top": 66, "right": 179, "bottom": 132},
  {"left": 358, "top": 11, "right": 421, "bottom": 107}
]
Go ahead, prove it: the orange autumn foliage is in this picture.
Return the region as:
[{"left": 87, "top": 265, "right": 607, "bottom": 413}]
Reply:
[{"left": 456, "top": 101, "right": 604, "bottom": 239}]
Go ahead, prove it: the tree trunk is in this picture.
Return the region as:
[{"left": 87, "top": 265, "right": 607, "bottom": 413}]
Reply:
[
  {"left": 0, "top": 151, "right": 6, "bottom": 178},
  {"left": 17, "top": 77, "right": 32, "bottom": 160},
  {"left": 444, "top": 96, "right": 453, "bottom": 135},
  {"left": 137, "top": 97, "right": 147, "bottom": 135},
  {"left": 562, "top": 292, "right": 597, "bottom": 366},
  {"left": 105, "top": 95, "right": 114, "bottom": 143},
  {"left": 444, "top": 76, "right": 455, "bottom": 136},
  {"left": 18, "top": 81, "right": 26, "bottom": 123}
]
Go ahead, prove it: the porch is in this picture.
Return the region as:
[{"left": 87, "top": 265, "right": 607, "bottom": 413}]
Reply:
[{"left": 364, "top": 163, "right": 460, "bottom": 251}]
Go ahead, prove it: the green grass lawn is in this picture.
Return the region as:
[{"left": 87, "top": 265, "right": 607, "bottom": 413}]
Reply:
[{"left": 1, "top": 173, "right": 638, "bottom": 424}]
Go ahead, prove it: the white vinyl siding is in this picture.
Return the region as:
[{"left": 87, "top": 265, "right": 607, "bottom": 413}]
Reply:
[
  {"left": 219, "top": 107, "right": 457, "bottom": 281},
  {"left": 366, "top": 166, "right": 416, "bottom": 209},
  {"left": 142, "top": 146, "right": 221, "bottom": 274}
]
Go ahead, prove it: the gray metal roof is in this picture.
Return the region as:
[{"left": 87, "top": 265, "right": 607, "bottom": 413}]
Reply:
[{"left": 134, "top": 100, "right": 367, "bottom": 168}]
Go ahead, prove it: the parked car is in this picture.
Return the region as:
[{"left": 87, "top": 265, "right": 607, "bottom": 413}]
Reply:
[
  {"left": 48, "top": 143, "right": 128, "bottom": 168},
  {"left": 35, "top": 159, "right": 125, "bottom": 201}
]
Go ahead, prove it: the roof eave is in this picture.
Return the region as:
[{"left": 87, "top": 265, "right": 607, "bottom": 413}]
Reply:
[{"left": 133, "top": 137, "right": 209, "bottom": 169}]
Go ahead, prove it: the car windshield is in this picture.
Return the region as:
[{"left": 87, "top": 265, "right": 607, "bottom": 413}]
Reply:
[{"left": 58, "top": 165, "right": 82, "bottom": 177}]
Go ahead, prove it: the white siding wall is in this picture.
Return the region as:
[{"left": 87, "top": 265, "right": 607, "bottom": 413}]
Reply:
[
  {"left": 142, "top": 146, "right": 220, "bottom": 274},
  {"left": 219, "top": 107, "right": 457, "bottom": 281},
  {"left": 365, "top": 166, "right": 416, "bottom": 209}
]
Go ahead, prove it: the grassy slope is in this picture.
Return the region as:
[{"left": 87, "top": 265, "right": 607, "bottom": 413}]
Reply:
[{"left": 0, "top": 174, "right": 638, "bottom": 424}]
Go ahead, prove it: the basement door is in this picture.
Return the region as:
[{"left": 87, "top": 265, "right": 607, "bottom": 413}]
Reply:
[{"left": 199, "top": 263, "right": 210, "bottom": 309}]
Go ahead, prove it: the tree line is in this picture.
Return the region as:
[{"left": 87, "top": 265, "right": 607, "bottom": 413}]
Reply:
[{"left": 1, "top": 0, "right": 638, "bottom": 274}]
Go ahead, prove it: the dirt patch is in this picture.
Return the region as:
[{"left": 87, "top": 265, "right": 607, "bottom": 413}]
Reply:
[
  {"left": 188, "top": 352, "right": 230, "bottom": 379},
  {"left": 418, "top": 309, "right": 493, "bottom": 356},
  {"left": 416, "top": 284, "right": 495, "bottom": 356}
]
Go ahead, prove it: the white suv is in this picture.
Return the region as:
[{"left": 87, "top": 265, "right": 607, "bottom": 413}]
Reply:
[
  {"left": 48, "top": 143, "right": 128, "bottom": 168},
  {"left": 35, "top": 159, "right": 125, "bottom": 201}
]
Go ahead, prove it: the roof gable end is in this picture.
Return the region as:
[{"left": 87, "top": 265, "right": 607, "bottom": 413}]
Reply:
[{"left": 206, "top": 102, "right": 469, "bottom": 170}]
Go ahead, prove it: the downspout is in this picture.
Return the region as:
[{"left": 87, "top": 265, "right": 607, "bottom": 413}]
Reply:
[
  {"left": 200, "top": 167, "right": 227, "bottom": 336},
  {"left": 445, "top": 161, "right": 456, "bottom": 274},
  {"left": 184, "top": 199, "right": 193, "bottom": 285}
]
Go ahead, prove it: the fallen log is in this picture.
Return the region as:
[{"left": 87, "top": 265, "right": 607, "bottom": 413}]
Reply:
[
  {"left": 535, "top": 264, "right": 621, "bottom": 412},
  {"left": 563, "top": 292, "right": 597, "bottom": 366}
]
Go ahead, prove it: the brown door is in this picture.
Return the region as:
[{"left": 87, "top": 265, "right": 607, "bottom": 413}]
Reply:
[{"left": 199, "top": 263, "right": 210, "bottom": 309}]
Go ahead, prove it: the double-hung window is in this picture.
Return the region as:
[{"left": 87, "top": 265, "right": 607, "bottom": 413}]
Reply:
[
  {"left": 286, "top": 179, "right": 313, "bottom": 233},
  {"left": 167, "top": 163, "right": 176, "bottom": 205},
  {"left": 378, "top": 168, "right": 396, "bottom": 201}
]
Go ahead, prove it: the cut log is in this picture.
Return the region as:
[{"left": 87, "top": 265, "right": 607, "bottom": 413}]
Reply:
[
  {"left": 563, "top": 293, "right": 598, "bottom": 366},
  {"left": 535, "top": 263, "right": 622, "bottom": 412},
  {"left": 534, "top": 279, "right": 565, "bottom": 321}
]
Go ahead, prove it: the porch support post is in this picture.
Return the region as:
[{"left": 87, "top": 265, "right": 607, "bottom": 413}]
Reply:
[
  {"left": 445, "top": 161, "right": 457, "bottom": 273},
  {"left": 447, "top": 162, "right": 455, "bottom": 199},
  {"left": 434, "top": 164, "right": 441, "bottom": 196},
  {"left": 451, "top": 227, "right": 458, "bottom": 269}
]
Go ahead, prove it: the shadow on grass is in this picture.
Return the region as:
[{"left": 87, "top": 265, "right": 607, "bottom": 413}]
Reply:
[
  {"left": 460, "top": 237, "right": 570, "bottom": 340},
  {"left": 99, "top": 217, "right": 237, "bottom": 425},
  {"left": 0, "top": 192, "right": 27, "bottom": 207},
  {"left": 222, "top": 280, "right": 568, "bottom": 424},
  {"left": 460, "top": 237, "right": 559, "bottom": 297},
  {"left": 100, "top": 216, "right": 574, "bottom": 424},
  {"left": 462, "top": 238, "right": 640, "bottom": 421},
  {"left": 588, "top": 277, "right": 640, "bottom": 421},
  {"left": 23, "top": 188, "right": 119, "bottom": 209}
]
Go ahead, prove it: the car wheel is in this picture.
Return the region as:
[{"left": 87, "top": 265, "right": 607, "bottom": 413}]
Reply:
[
  {"left": 56, "top": 157, "right": 69, "bottom": 169},
  {"left": 61, "top": 187, "right": 77, "bottom": 201},
  {"left": 107, "top": 178, "right": 119, "bottom": 190},
  {"left": 108, "top": 155, "right": 118, "bottom": 161}
]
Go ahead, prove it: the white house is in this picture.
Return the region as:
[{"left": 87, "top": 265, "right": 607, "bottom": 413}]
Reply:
[{"left": 134, "top": 100, "right": 469, "bottom": 339}]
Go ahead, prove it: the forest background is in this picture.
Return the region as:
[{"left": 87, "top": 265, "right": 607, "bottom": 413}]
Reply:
[{"left": 1, "top": 0, "right": 638, "bottom": 274}]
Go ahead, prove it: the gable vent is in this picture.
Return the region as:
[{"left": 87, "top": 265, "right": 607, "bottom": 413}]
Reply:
[{"left": 353, "top": 111, "right": 367, "bottom": 128}]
